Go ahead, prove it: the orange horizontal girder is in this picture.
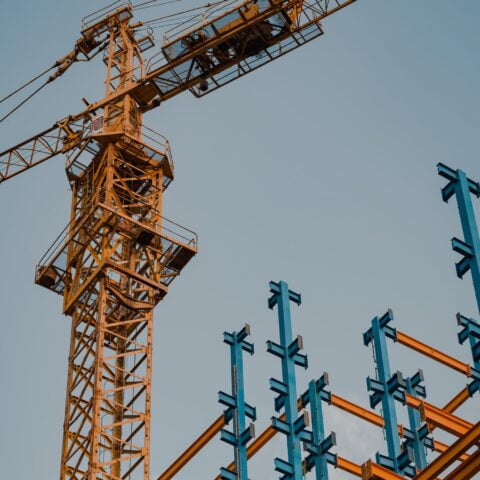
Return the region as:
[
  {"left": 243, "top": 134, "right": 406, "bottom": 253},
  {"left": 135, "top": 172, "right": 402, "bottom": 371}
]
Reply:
[
  {"left": 443, "top": 387, "right": 470, "bottom": 412},
  {"left": 414, "top": 422, "right": 480, "bottom": 480},
  {"left": 330, "top": 394, "right": 384, "bottom": 427},
  {"left": 157, "top": 385, "right": 474, "bottom": 480},
  {"left": 405, "top": 394, "right": 473, "bottom": 437},
  {"left": 396, "top": 331, "right": 471, "bottom": 376},
  {"left": 361, "top": 460, "right": 405, "bottom": 480},
  {"left": 337, "top": 457, "right": 362, "bottom": 477},
  {"left": 157, "top": 415, "right": 225, "bottom": 480},
  {"left": 434, "top": 439, "right": 470, "bottom": 462},
  {"left": 362, "top": 460, "right": 405, "bottom": 480},
  {"left": 442, "top": 448, "right": 480, "bottom": 480}
]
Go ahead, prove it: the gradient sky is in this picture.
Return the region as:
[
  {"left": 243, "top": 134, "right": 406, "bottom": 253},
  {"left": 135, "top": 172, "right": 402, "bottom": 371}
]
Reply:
[{"left": 1, "top": 1, "right": 479, "bottom": 479}]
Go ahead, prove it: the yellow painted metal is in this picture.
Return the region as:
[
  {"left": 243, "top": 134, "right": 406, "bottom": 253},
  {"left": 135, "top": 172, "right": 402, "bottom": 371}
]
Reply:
[
  {"left": 0, "top": 0, "right": 357, "bottom": 183},
  {"left": 32, "top": 9, "right": 197, "bottom": 480}
]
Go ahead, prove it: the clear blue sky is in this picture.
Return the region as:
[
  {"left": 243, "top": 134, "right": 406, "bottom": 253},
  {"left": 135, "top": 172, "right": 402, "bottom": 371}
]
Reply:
[{"left": 1, "top": 1, "right": 479, "bottom": 479}]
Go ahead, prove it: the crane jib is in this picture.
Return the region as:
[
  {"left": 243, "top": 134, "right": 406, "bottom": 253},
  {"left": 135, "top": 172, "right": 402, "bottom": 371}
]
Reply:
[{"left": 0, "top": 0, "right": 356, "bottom": 184}]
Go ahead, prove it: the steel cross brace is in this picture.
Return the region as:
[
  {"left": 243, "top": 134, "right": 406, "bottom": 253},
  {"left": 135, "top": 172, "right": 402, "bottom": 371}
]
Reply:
[
  {"left": 456, "top": 313, "right": 480, "bottom": 395},
  {"left": 268, "top": 280, "right": 309, "bottom": 480},
  {"left": 219, "top": 324, "right": 256, "bottom": 480},
  {"left": 363, "top": 309, "right": 416, "bottom": 477},
  {"left": 299, "top": 373, "right": 337, "bottom": 479}
]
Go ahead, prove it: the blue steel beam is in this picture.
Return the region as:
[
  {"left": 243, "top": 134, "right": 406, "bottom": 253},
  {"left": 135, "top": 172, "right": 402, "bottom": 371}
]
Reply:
[
  {"left": 438, "top": 163, "right": 480, "bottom": 311},
  {"left": 268, "top": 280, "right": 310, "bottom": 480},
  {"left": 437, "top": 163, "right": 480, "bottom": 395},
  {"left": 301, "top": 374, "right": 337, "bottom": 480},
  {"left": 363, "top": 309, "right": 415, "bottom": 477},
  {"left": 219, "top": 324, "right": 256, "bottom": 480},
  {"left": 456, "top": 313, "right": 480, "bottom": 396},
  {"left": 402, "top": 370, "right": 432, "bottom": 470}
]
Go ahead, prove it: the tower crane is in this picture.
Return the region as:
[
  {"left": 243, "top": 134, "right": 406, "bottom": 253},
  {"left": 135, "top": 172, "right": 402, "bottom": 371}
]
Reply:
[{"left": 0, "top": 1, "right": 355, "bottom": 479}]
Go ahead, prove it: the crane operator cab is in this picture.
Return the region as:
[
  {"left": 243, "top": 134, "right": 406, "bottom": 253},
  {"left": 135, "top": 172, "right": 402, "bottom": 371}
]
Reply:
[
  {"left": 161, "top": 0, "right": 296, "bottom": 76},
  {"left": 158, "top": 0, "right": 323, "bottom": 96}
]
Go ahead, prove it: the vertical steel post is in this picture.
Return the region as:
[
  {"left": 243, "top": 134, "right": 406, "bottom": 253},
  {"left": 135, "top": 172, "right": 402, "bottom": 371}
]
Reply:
[
  {"left": 219, "top": 325, "right": 256, "bottom": 480},
  {"left": 438, "top": 165, "right": 480, "bottom": 311},
  {"left": 404, "top": 371, "right": 431, "bottom": 470},
  {"left": 363, "top": 310, "right": 415, "bottom": 476},
  {"left": 268, "top": 280, "right": 309, "bottom": 480},
  {"left": 300, "top": 374, "right": 337, "bottom": 480},
  {"left": 456, "top": 313, "right": 480, "bottom": 395},
  {"left": 438, "top": 163, "right": 480, "bottom": 395}
]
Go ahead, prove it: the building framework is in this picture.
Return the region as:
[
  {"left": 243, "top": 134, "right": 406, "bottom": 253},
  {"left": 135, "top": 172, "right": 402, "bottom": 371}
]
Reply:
[
  {"left": 0, "top": 1, "right": 478, "bottom": 479},
  {"left": 156, "top": 164, "right": 480, "bottom": 480}
]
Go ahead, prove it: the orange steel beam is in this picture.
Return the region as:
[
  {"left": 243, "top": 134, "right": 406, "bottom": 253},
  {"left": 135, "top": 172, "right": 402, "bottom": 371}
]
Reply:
[
  {"left": 158, "top": 386, "right": 473, "bottom": 480},
  {"left": 396, "top": 331, "right": 471, "bottom": 376},
  {"left": 157, "top": 415, "right": 225, "bottom": 480},
  {"left": 434, "top": 440, "right": 469, "bottom": 462},
  {"left": 443, "top": 387, "right": 470, "bottom": 412},
  {"left": 405, "top": 394, "right": 473, "bottom": 437},
  {"left": 414, "top": 422, "right": 480, "bottom": 480},
  {"left": 361, "top": 460, "right": 406, "bottom": 480},
  {"left": 442, "top": 448, "right": 480, "bottom": 480},
  {"left": 330, "top": 394, "right": 383, "bottom": 427},
  {"left": 337, "top": 457, "right": 363, "bottom": 477}
]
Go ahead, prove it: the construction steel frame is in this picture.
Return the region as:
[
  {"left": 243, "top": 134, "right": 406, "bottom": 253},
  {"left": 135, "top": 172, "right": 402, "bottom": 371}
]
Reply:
[
  {"left": 2, "top": 2, "right": 479, "bottom": 480},
  {"left": 154, "top": 164, "right": 480, "bottom": 479}
]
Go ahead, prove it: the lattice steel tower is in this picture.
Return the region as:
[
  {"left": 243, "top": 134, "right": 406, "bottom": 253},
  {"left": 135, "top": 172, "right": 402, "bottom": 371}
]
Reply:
[{"left": 35, "top": 9, "right": 197, "bottom": 479}]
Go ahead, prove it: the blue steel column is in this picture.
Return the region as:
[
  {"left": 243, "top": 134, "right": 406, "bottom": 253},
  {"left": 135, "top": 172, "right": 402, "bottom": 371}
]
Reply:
[
  {"left": 456, "top": 314, "right": 480, "bottom": 395},
  {"left": 438, "top": 163, "right": 480, "bottom": 395},
  {"left": 403, "top": 371, "right": 431, "bottom": 470},
  {"left": 219, "top": 324, "right": 256, "bottom": 480},
  {"left": 267, "top": 280, "right": 310, "bottom": 480},
  {"left": 300, "top": 374, "right": 337, "bottom": 480},
  {"left": 363, "top": 309, "right": 415, "bottom": 477}
]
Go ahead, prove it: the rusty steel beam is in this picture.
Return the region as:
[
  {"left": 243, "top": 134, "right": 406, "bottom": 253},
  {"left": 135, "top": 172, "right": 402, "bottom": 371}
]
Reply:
[
  {"left": 396, "top": 331, "right": 471, "bottom": 376},
  {"left": 414, "top": 422, "right": 480, "bottom": 480}
]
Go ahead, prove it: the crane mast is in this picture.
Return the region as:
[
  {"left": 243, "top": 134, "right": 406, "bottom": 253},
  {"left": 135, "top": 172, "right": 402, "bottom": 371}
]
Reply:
[
  {"left": 35, "top": 8, "right": 197, "bottom": 479},
  {"left": 0, "top": 1, "right": 357, "bottom": 479}
]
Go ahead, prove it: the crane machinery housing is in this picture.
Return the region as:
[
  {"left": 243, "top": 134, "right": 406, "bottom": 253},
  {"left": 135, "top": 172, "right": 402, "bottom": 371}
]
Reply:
[{"left": 0, "top": 1, "right": 356, "bottom": 479}]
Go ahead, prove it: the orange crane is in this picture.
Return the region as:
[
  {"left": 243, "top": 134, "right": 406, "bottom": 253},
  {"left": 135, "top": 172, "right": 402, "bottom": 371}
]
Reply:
[{"left": 0, "top": 1, "right": 355, "bottom": 479}]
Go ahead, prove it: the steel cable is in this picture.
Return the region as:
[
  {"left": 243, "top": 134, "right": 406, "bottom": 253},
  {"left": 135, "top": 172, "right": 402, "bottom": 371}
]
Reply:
[
  {"left": 0, "top": 80, "right": 50, "bottom": 124},
  {"left": 0, "top": 65, "right": 55, "bottom": 104}
]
